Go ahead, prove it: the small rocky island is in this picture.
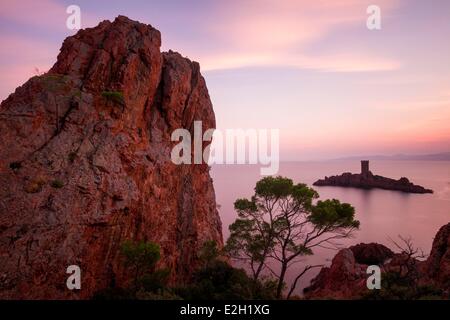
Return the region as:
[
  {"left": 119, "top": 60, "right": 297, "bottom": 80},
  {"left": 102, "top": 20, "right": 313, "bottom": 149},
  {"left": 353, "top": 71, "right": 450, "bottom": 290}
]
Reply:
[{"left": 313, "top": 160, "right": 433, "bottom": 193}]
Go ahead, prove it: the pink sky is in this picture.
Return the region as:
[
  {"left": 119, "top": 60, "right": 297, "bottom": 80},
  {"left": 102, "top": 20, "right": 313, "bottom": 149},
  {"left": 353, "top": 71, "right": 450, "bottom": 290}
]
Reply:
[{"left": 0, "top": 0, "right": 449, "bottom": 160}]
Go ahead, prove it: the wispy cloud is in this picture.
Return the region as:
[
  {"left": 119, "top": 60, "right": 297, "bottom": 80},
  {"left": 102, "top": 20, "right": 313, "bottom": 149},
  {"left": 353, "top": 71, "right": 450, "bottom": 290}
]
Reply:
[
  {"left": 192, "top": 0, "right": 402, "bottom": 72},
  {"left": 0, "top": 34, "right": 58, "bottom": 99},
  {"left": 0, "top": 0, "right": 67, "bottom": 29},
  {"left": 201, "top": 52, "right": 400, "bottom": 72}
]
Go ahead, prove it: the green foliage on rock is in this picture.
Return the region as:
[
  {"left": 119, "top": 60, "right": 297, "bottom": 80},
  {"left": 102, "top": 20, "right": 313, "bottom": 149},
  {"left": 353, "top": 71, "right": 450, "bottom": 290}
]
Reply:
[
  {"left": 198, "top": 240, "right": 220, "bottom": 267},
  {"left": 102, "top": 91, "right": 124, "bottom": 105},
  {"left": 113, "top": 240, "right": 170, "bottom": 299},
  {"left": 9, "top": 161, "right": 21, "bottom": 170},
  {"left": 50, "top": 179, "right": 64, "bottom": 189},
  {"left": 68, "top": 152, "right": 77, "bottom": 163},
  {"left": 175, "top": 241, "right": 277, "bottom": 300},
  {"left": 24, "top": 177, "right": 46, "bottom": 193},
  {"left": 363, "top": 271, "right": 443, "bottom": 300},
  {"left": 97, "top": 240, "right": 278, "bottom": 300},
  {"left": 175, "top": 260, "right": 277, "bottom": 300},
  {"left": 39, "top": 73, "right": 68, "bottom": 91}
]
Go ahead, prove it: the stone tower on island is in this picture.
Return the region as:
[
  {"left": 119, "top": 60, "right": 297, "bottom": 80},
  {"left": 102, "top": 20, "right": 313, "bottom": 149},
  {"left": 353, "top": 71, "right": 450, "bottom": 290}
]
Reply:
[
  {"left": 313, "top": 159, "right": 433, "bottom": 193},
  {"left": 361, "top": 160, "right": 370, "bottom": 178}
]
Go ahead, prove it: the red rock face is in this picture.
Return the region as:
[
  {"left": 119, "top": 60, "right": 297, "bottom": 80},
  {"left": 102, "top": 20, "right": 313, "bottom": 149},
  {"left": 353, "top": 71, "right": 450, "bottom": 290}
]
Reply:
[
  {"left": 426, "top": 223, "right": 450, "bottom": 288},
  {"left": 304, "top": 224, "right": 450, "bottom": 299},
  {"left": 0, "top": 16, "right": 222, "bottom": 299},
  {"left": 303, "top": 244, "right": 393, "bottom": 299}
]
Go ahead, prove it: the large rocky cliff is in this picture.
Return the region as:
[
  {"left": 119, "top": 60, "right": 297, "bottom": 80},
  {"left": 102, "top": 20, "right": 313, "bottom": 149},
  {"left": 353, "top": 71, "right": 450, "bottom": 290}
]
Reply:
[{"left": 0, "top": 16, "right": 222, "bottom": 299}]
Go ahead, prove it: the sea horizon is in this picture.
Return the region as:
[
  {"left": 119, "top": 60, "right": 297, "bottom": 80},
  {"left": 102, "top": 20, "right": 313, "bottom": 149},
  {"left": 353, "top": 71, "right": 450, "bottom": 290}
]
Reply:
[{"left": 212, "top": 159, "right": 450, "bottom": 295}]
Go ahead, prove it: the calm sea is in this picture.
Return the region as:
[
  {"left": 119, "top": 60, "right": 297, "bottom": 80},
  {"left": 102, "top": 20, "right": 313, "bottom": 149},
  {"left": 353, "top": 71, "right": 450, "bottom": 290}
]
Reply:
[{"left": 211, "top": 160, "right": 450, "bottom": 296}]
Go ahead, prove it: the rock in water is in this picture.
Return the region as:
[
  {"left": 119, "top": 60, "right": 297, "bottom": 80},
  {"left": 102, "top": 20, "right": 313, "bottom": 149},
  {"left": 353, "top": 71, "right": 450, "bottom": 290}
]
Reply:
[
  {"left": 0, "top": 16, "right": 222, "bottom": 299},
  {"left": 313, "top": 160, "right": 433, "bottom": 194}
]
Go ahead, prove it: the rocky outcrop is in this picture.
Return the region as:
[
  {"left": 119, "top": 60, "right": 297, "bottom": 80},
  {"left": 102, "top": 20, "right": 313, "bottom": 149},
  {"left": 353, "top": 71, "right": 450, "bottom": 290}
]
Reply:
[
  {"left": 0, "top": 16, "right": 222, "bottom": 299},
  {"left": 304, "top": 223, "right": 450, "bottom": 299},
  {"left": 313, "top": 166, "right": 432, "bottom": 193},
  {"left": 349, "top": 243, "right": 394, "bottom": 265},
  {"left": 425, "top": 223, "right": 450, "bottom": 288},
  {"left": 303, "top": 243, "right": 394, "bottom": 299}
]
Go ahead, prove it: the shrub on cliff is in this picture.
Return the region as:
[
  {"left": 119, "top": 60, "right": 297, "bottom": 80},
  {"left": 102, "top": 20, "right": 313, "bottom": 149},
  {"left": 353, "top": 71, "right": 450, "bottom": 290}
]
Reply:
[
  {"left": 24, "top": 176, "right": 46, "bottom": 193},
  {"left": 175, "top": 259, "right": 277, "bottom": 300},
  {"left": 94, "top": 240, "right": 277, "bottom": 300},
  {"left": 120, "top": 240, "right": 169, "bottom": 293},
  {"left": 362, "top": 236, "right": 444, "bottom": 300},
  {"left": 50, "top": 179, "right": 64, "bottom": 189},
  {"left": 362, "top": 272, "right": 443, "bottom": 300},
  {"left": 102, "top": 91, "right": 124, "bottom": 105},
  {"left": 9, "top": 161, "right": 21, "bottom": 170},
  {"left": 175, "top": 241, "right": 277, "bottom": 300},
  {"left": 198, "top": 240, "right": 220, "bottom": 267}
]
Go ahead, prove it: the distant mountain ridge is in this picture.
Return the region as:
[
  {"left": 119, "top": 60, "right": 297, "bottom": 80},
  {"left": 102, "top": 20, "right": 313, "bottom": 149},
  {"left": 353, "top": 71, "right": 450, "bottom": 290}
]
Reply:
[{"left": 332, "top": 152, "right": 450, "bottom": 161}]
